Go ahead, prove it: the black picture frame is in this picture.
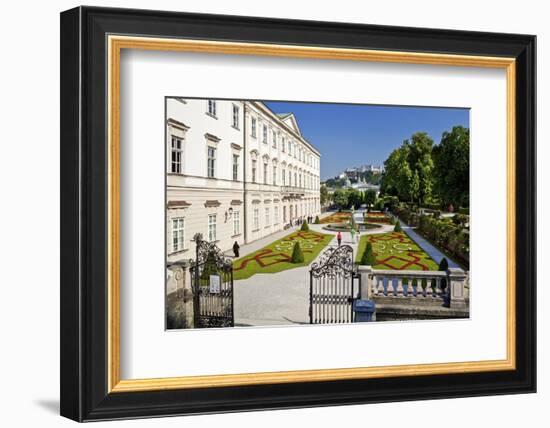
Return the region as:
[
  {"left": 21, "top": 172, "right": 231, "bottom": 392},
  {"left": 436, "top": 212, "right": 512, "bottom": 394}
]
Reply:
[{"left": 60, "top": 6, "right": 536, "bottom": 422}]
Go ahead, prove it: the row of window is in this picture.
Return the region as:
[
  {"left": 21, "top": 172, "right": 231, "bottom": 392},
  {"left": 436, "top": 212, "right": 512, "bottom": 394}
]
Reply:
[
  {"left": 171, "top": 211, "right": 241, "bottom": 253},
  {"left": 252, "top": 206, "right": 280, "bottom": 230},
  {"left": 205, "top": 100, "right": 319, "bottom": 171},
  {"left": 249, "top": 115, "right": 318, "bottom": 169},
  {"left": 207, "top": 100, "right": 241, "bottom": 130},
  {"left": 250, "top": 159, "right": 319, "bottom": 189},
  {"left": 171, "top": 136, "right": 319, "bottom": 187}
]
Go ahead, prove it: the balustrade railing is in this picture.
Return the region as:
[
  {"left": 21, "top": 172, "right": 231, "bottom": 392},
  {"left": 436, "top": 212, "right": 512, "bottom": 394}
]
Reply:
[
  {"left": 370, "top": 270, "right": 447, "bottom": 298},
  {"left": 357, "top": 266, "right": 468, "bottom": 309}
]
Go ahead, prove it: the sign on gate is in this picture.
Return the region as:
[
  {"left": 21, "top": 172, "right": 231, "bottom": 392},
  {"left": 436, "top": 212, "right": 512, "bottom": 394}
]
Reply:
[{"left": 209, "top": 275, "right": 221, "bottom": 294}]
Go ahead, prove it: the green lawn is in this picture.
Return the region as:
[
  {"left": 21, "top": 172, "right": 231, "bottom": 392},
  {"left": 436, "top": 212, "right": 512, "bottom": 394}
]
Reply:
[
  {"left": 356, "top": 231, "right": 439, "bottom": 271},
  {"left": 233, "top": 230, "right": 334, "bottom": 280}
]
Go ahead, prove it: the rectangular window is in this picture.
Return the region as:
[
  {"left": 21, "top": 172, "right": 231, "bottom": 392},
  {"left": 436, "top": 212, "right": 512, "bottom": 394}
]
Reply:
[
  {"left": 282, "top": 137, "right": 285, "bottom": 152},
  {"left": 282, "top": 169, "right": 286, "bottom": 185},
  {"left": 253, "top": 208, "right": 259, "bottom": 230},
  {"left": 288, "top": 140, "right": 291, "bottom": 154},
  {"left": 262, "top": 124, "right": 268, "bottom": 144},
  {"left": 207, "top": 147, "right": 216, "bottom": 178},
  {"left": 172, "top": 217, "right": 185, "bottom": 252},
  {"left": 294, "top": 172, "right": 297, "bottom": 186},
  {"left": 233, "top": 210, "right": 240, "bottom": 235},
  {"left": 208, "top": 214, "right": 217, "bottom": 242},
  {"left": 289, "top": 170, "right": 292, "bottom": 186},
  {"left": 232, "top": 154, "right": 239, "bottom": 181},
  {"left": 207, "top": 100, "right": 217, "bottom": 117},
  {"left": 170, "top": 136, "right": 182, "bottom": 174},
  {"left": 274, "top": 206, "right": 279, "bottom": 225},
  {"left": 251, "top": 159, "right": 257, "bottom": 183},
  {"left": 232, "top": 104, "right": 239, "bottom": 128},
  {"left": 263, "top": 162, "right": 268, "bottom": 184},
  {"left": 265, "top": 207, "right": 270, "bottom": 226},
  {"left": 273, "top": 166, "right": 277, "bottom": 185},
  {"left": 272, "top": 130, "right": 277, "bottom": 148},
  {"left": 251, "top": 117, "right": 257, "bottom": 137}
]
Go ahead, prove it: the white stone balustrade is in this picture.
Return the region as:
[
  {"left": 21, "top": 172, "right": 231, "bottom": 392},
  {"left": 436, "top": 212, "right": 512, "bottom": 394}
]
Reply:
[{"left": 357, "top": 265, "right": 468, "bottom": 309}]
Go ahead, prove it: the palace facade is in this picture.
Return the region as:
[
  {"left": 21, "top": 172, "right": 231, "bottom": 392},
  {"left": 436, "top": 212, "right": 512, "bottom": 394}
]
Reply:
[{"left": 166, "top": 98, "right": 321, "bottom": 263}]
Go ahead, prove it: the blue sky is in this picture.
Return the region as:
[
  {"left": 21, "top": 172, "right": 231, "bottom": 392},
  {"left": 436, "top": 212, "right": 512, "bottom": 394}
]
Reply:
[{"left": 264, "top": 101, "right": 469, "bottom": 180}]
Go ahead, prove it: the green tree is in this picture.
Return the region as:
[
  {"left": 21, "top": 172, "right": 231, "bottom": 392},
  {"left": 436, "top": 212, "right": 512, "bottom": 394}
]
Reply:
[
  {"left": 394, "top": 220, "right": 402, "bottom": 232},
  {"left": 346, "top": 188, "right": 362, "bottom": 210},
  {"left": 332, "top": 189, "right": 348, "bottom": 211},
  {"left": 360, "top": 242, "right": 377, "bottom": 266},
  {"left": 314, "top": 215, "right": 320, "bottom": 224},
  {"left": 364, "top": 189, "right": 377, "bottom": 210},
  {"left": 381, "top": 144, "right": 413, "bottom": 201},
  {"left": 410, "top": 170, "right": 420, "bottom": 204},
  {"left": 381, "top": 132, "right": 435, "bottom": 205},
  {"left": 408, "top": 132, "right": 435, "bottom": 204},
  {"left": 300, "top": 221, "right": 310, "bottom": 232},
  {"left": 290, "top": 242, "right": 305, "bottom": 263},
  {"left": 432, "top": 126, "right": 470, "bottom": 208}
]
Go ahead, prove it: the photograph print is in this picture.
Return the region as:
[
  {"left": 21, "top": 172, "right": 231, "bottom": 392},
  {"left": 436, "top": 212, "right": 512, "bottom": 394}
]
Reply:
[{"left": 165, "top": 98, "right": 470, "bottom": 330}]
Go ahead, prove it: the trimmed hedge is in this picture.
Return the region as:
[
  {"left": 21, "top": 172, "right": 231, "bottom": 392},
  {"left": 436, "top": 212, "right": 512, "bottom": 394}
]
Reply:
[
  {"left": 314, "top": 215, "right": 320, "bottom": 224},
  {"left": 291, "top": 242, "right": 305, "bottom": 263},
  {"left": 392, "top": 203, "right": 469, "bottom": 269},
  {"left": 360, "top": 242, "right": 377, "bottom": 266},
  {"left": 300, "top": 221, "right": 310, "bottom": 232},
  {"left": 417, "top": 215, "right": 469, "bottom": 269}
]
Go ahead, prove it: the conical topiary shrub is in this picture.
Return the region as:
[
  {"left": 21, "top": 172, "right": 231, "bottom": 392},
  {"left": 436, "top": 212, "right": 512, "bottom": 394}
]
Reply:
[
  {"left": 290, "top": 241, "right": 305, "bottom": 263},
  {"left": 394, "top": 220, "right": 402, "bottom": 232},
  {"left": 360, "top": 242, "right": 377, "bottom": 266},
  {"left": 300, "top": 221, "right": 310, "bottom": 232},
  {"left": 314, "top": 215, "right": 320, "bottom": 224}
]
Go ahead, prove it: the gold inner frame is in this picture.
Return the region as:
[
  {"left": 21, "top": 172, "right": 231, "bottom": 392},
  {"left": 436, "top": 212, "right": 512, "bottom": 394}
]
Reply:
[{"left": 107, "top": 35, "right": 516, "bottom": 393}]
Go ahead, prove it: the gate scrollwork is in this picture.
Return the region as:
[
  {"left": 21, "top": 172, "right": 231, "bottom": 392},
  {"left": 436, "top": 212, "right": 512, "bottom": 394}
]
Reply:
[{"left": 310, "top": 245, "right": 357, "bottom": 279}]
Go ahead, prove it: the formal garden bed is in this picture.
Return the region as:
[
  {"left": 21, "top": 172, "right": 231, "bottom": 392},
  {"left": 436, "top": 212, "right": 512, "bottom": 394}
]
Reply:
[
  {"left": 233, "top": 230, "right": 333, "bottom": 280},
  {"left": 318, "top": 212, "right": 351, "bottom": 224},
  {"left": 356, "top": 231, "right": 439, "bottom": 271},
  {"left": 363, "top": 211, "right": 392, "bottom": 224}
]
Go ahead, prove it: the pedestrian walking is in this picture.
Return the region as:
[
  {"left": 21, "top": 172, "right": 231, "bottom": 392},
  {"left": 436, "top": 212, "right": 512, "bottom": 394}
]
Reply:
[
  {"left": 232, "top": 241, "right": 240, "bottom": 258},
  {"left": 337, "top": 231, "right": 342, "bottom": 246}
]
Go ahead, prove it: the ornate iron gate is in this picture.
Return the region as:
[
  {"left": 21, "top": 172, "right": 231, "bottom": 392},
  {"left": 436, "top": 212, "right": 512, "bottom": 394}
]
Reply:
[
  {"left": 309, "top": 245, "right": 360, "bottom": 324},
  {"left": 189, "top": 234, "right": 234, "bottom": 328}
]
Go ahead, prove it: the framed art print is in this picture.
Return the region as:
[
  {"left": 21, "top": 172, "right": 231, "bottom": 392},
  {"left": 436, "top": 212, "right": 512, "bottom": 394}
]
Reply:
[{"left": 60, "top": 6, "right": 536, "bottom": 422}]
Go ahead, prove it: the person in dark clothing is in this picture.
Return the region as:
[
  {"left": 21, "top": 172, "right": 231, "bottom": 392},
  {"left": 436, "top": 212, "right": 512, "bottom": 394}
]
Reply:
[
  {"left": 233, "top": 241, "right": 240, "bottom": 258},
  {"left": 337, "top": 231, "right": 342, "bottom": 246}
]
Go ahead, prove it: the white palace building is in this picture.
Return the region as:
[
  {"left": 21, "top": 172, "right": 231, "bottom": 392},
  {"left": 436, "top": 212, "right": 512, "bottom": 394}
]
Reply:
[{"left": 166, "top": 98, "right": 321, "bottom": 263}]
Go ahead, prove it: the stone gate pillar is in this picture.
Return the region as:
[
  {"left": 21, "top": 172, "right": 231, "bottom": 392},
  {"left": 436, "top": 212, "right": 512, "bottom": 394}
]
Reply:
[
  {"left": 358, "top": 265, "right": 373, "bottom": 299},
  {"left": 446, "top": 267, "right": 468, "bottom": 309}
]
